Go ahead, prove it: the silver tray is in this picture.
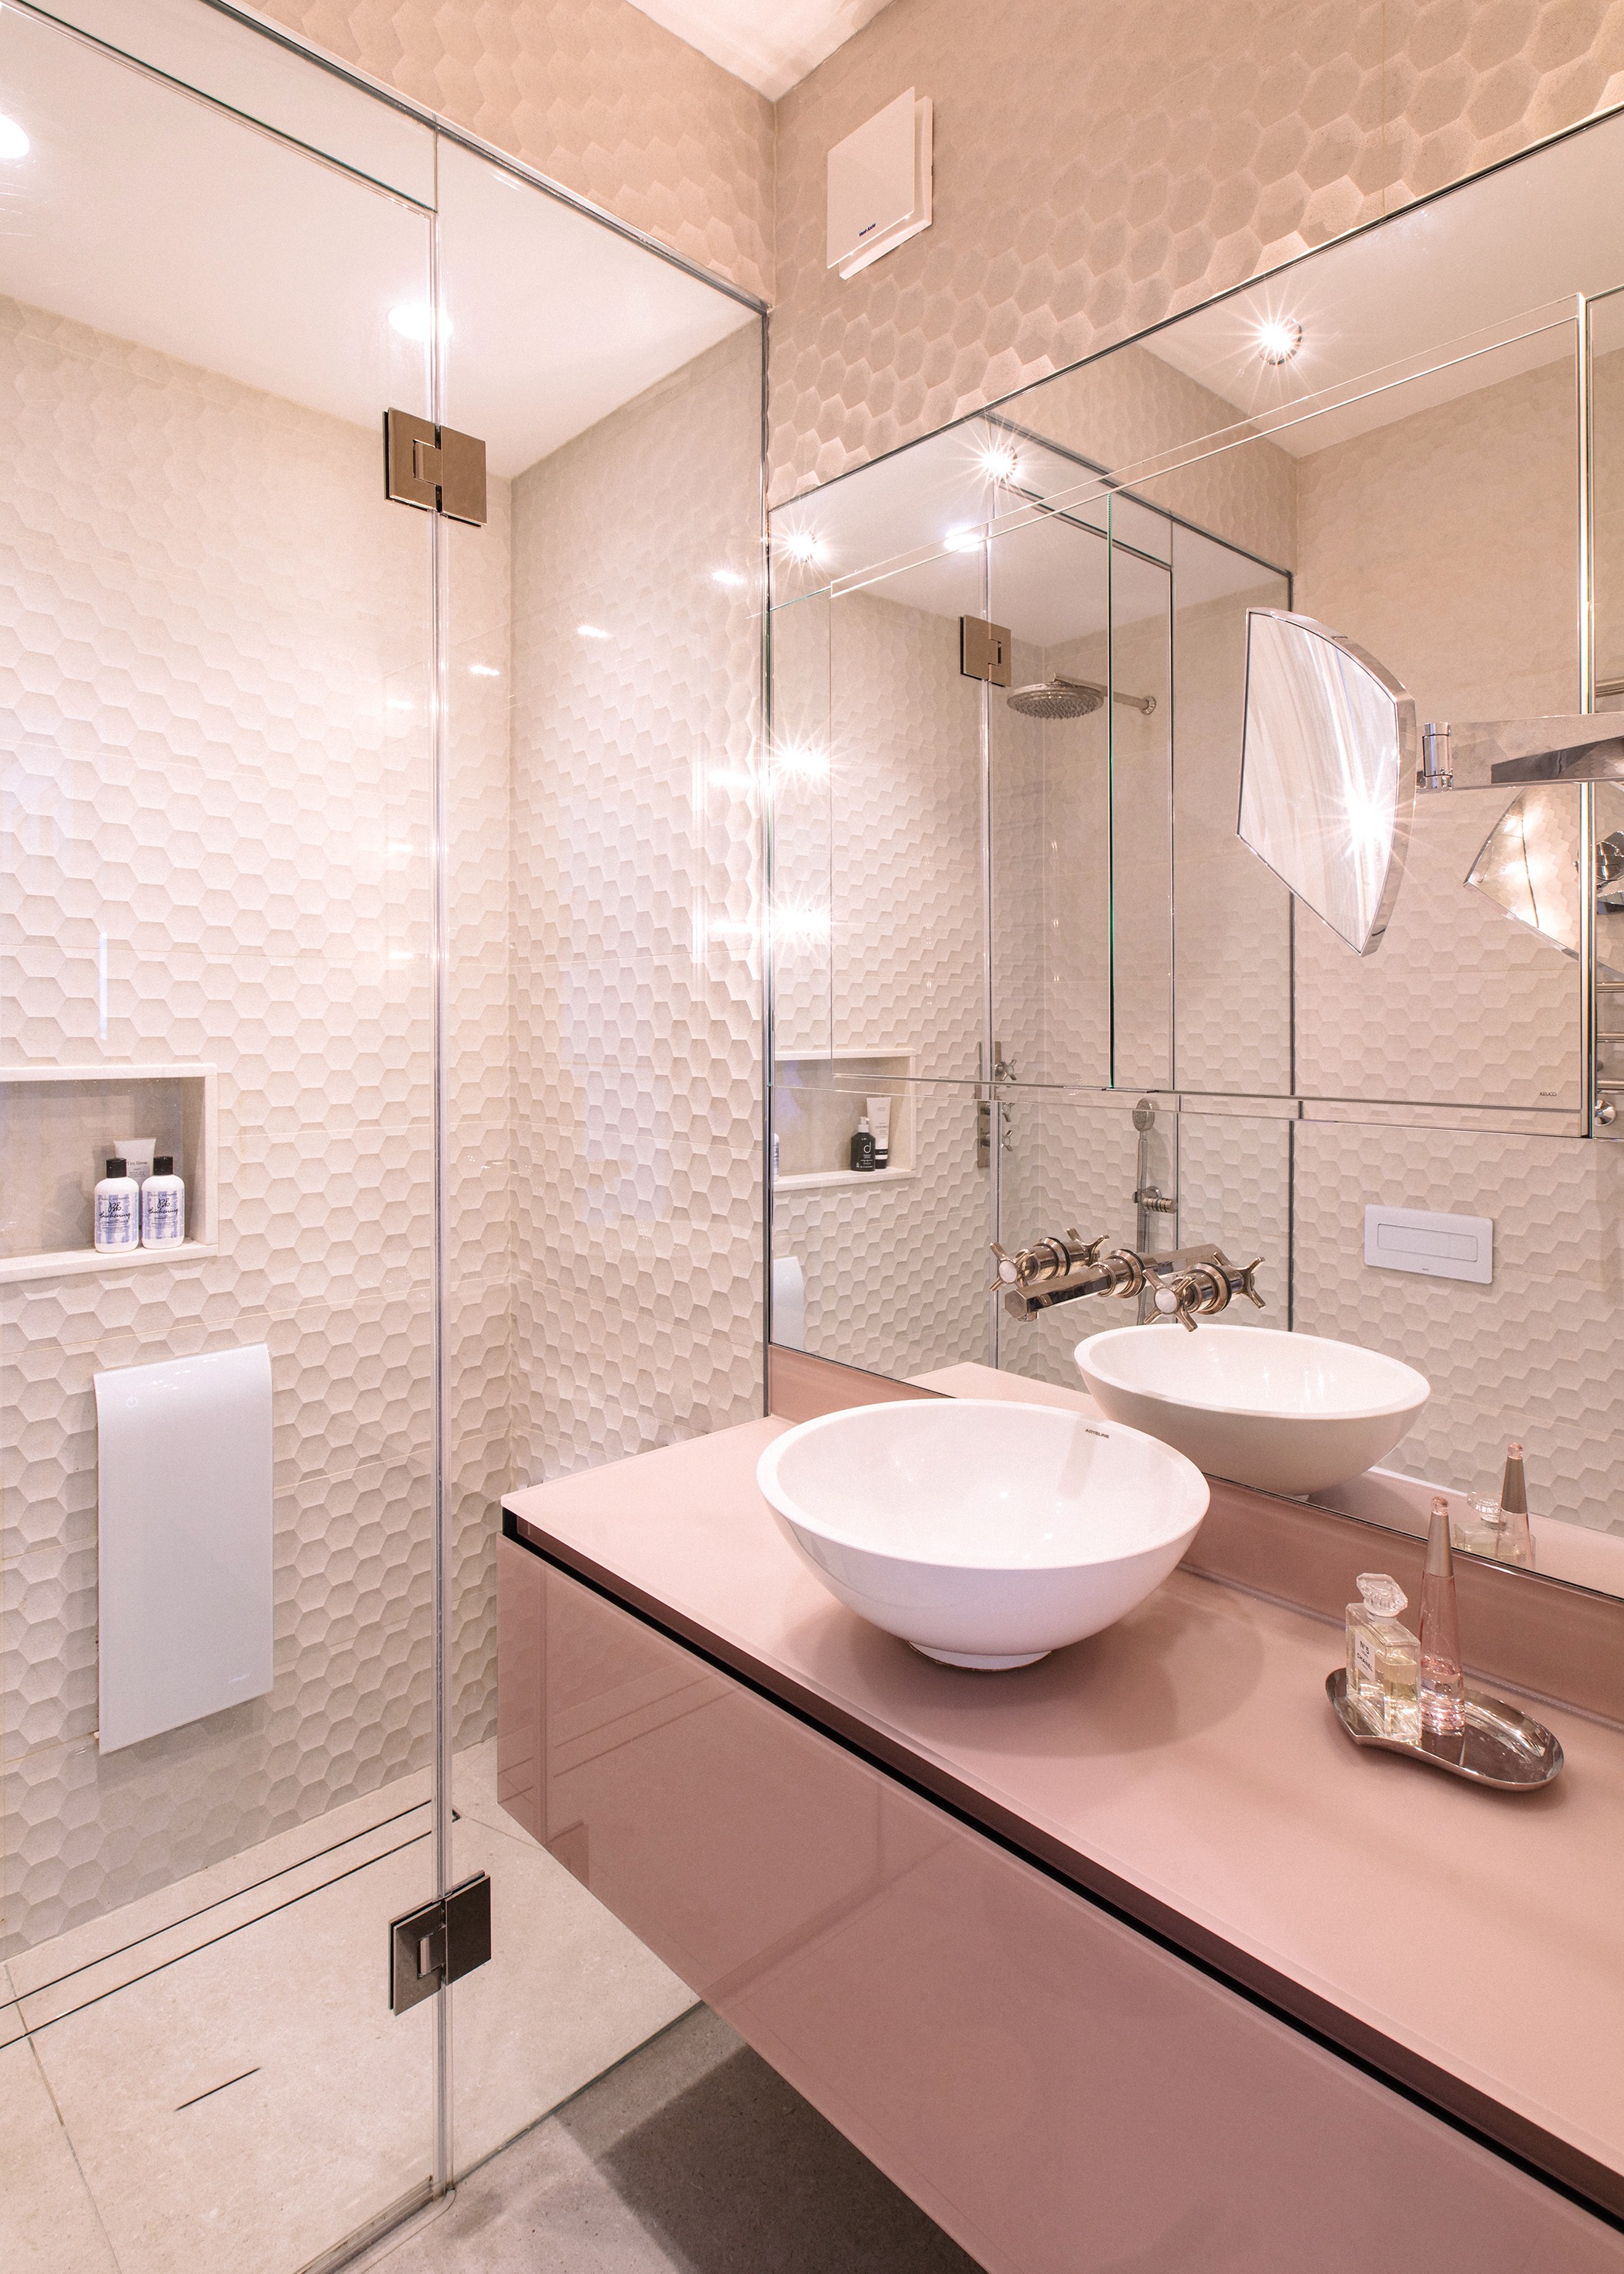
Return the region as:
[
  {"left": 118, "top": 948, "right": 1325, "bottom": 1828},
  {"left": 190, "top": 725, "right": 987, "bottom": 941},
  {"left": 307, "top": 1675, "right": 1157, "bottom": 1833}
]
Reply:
[{"left": 1325, "top": 1669, "right": 1563, "bottom": 1790}]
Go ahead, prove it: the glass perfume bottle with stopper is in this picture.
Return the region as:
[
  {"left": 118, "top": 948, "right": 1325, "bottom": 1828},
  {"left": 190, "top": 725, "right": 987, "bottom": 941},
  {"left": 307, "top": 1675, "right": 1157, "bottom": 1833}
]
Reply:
[
  {"left": 1419, "top": 1496, "right": 1466, "bottom": 1738},
  {"left": 1496, "top": 1440, "right": 1534, "bottom": 1568},
  {"left": 1345, "top": 1573, "right": 1419, "bottom": 1737}
]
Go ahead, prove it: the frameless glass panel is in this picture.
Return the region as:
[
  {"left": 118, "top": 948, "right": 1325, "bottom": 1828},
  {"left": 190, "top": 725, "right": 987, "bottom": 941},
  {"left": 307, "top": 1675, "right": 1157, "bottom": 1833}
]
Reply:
[
  {"left": 435, "top": 125, "right": 768, "bottom": 2175},
  {"left": 43, "top": 0, "right": 435, "bottom": 200},
  {"left": 0, "top": 10, "right": 440, "bottom": 2268},
  {"left": 1591, "top": 287, "right": 1624, "bottom": 714},
  {"left": 1171, "top": 524, "right": 1292, "bottom": 1096},
  {"left": 769, "top": 592, "right": 834, "bottom": 1063},
  {"left": 827, "top": 552, "right": 987, "bottom": 1082},
  {"left": 1108, "top": 525, "right": 1173, "bottom": 1090},
  {"left": 988, "top": 507, "right": 1111, "bottom": 1089}
]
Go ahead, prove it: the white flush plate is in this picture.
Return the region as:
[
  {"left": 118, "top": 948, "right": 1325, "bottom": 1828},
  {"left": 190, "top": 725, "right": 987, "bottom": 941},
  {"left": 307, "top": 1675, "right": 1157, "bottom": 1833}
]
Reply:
[{"left": 1363, "top": 1204, "right": 1493, "bottom": 1285}]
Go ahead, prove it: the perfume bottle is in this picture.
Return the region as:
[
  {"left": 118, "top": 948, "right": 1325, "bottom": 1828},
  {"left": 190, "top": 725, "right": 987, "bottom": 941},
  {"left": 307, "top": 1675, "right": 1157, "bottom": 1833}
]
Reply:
[
  {"left": 1496, "top": 1440, "right": 1534, "bottom": 1569},
  {"left": 1451, "top": 1491, "right": 1502, "bottom": 1559},
  {"left": 1419, "top": 1496, "right": 1466, "bottom": 1738},
  {"left": 1345, "top": 1573, "right": 1419, "bottom": 1737}
]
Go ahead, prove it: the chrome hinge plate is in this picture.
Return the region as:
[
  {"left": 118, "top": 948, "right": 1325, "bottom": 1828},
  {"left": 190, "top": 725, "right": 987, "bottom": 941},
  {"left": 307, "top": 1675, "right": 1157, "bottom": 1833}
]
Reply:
[
  {"left": 389, "top": 1870, "right": 492, "bottom": 2014},
  {"left": 960, "top": 615, "right": 1012, "bottom": 686},
  {"left": 384, "top": 409, "right": 487, "bottom": 526}
]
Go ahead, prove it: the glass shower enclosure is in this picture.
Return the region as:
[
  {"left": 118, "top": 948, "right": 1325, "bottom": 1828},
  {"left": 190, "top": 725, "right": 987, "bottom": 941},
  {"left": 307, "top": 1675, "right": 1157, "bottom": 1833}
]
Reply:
[{"left": 0, "top": 6, "right": 764, "bottom": 2269}]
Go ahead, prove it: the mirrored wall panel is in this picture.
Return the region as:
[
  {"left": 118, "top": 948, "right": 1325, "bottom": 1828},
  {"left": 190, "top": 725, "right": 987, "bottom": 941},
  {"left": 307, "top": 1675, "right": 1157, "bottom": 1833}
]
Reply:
[{"left": 768, "top": 100, "right": 1624, "bottom": 1604}]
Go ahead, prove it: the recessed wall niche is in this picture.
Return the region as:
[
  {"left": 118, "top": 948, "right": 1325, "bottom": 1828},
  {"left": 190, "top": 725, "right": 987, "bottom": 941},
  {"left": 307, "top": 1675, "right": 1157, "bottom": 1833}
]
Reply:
[{"left": 0, "top": 1064, "right": 217, "bottom": 1279}]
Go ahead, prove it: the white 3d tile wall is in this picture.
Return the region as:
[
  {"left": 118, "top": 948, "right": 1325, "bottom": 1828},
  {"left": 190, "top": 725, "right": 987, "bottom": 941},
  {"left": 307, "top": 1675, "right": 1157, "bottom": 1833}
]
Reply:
[{"left": 0, "top": 300, "right": 763, "bottom": 1957}]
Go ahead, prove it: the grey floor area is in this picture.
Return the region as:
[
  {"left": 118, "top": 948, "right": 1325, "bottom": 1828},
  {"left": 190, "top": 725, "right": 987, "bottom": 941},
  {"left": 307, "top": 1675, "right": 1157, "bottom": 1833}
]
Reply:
[{"left": 355, "top": 2006, "right": 982, "bottom": 2273}]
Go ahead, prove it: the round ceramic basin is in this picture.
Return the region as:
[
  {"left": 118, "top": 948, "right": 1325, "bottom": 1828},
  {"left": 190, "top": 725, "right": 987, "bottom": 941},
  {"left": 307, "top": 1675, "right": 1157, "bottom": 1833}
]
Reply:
[
  {"left": 1076, "top": 1324, "right": 1430, "bottom": 1498},
  {"left": 755, "top": 1398, "right": 1209, "bottom": 1671}
]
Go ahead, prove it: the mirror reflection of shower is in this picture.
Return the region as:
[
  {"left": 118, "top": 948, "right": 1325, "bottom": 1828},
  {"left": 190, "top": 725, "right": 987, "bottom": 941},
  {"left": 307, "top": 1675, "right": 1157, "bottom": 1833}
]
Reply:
[{"left": 1006, "top": 673, "right": 1156, "bottom": 719}]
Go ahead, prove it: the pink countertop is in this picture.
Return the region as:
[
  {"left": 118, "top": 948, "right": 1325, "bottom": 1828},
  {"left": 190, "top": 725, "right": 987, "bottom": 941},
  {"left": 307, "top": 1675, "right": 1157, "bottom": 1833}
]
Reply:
[{"left": 505, "top": 1364, "right": 1624, "bottom": 2211}]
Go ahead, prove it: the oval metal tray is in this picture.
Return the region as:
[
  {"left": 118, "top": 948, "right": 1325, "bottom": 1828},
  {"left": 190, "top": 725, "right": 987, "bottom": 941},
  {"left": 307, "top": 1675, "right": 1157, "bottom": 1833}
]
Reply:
[{"left": 1326, "top": 1668, "right": 1563, "bottom": 1790}]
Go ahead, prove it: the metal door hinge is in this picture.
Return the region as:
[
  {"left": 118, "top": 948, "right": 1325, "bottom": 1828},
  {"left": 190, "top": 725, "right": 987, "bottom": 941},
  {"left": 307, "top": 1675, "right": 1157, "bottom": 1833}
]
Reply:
[
  {"left": 384, "top": 409, "right": 487, "bottom": 526},
  {"left": 389, "top": 1872, "right": 492, "bottom": 2014},
  {"left": 960, "top": 616, "right": 1011, "bottom": 686}
]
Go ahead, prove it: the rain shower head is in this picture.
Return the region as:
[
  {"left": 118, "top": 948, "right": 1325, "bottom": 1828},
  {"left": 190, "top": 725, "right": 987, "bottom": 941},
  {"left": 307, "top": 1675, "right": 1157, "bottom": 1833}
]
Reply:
[{"left": 1005, "top": 674, "right": 1156, "bottom": 720}]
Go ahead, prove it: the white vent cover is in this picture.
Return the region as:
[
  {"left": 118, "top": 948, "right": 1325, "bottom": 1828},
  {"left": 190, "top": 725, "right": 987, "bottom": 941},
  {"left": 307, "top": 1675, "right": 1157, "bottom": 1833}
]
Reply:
[{"left": 827, "top": 88, "right": 933, "bottom": 280}]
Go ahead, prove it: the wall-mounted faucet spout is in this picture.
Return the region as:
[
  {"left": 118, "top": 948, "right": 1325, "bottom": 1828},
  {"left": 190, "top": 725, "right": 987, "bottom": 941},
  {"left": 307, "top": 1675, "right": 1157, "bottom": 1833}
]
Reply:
[{"left": 991, "top": 1232, "right": 1264, "bottom": 1330}]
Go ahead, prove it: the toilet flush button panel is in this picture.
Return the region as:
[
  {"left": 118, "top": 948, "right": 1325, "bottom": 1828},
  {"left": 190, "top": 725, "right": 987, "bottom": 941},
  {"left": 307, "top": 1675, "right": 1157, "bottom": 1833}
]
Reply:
[{"left": 1364, "top": 1205, "right": 1493, "bottom": 1284}]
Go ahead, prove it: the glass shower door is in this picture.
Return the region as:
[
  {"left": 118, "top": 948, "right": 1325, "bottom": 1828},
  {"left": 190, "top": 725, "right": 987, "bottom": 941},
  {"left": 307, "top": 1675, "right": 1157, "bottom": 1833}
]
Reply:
[{"left": 0, "top": 11, "right": 443, "bottom": 2268}]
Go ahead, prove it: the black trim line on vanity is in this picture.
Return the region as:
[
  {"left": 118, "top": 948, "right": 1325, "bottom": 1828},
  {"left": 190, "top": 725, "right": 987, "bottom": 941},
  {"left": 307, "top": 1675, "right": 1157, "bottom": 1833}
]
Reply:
[{"left": 503, "top": 1508, "right": 1624, "bottom": 2236}]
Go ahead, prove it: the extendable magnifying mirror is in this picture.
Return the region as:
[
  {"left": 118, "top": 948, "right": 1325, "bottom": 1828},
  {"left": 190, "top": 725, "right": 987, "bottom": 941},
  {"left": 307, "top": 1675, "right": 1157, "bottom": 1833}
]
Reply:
[
  {"left": 1240, "top": 607, "right": 1624, "bottom": 954},
  {"left": 1237, "top": 609, "right": 1417, "bottom": 956}
]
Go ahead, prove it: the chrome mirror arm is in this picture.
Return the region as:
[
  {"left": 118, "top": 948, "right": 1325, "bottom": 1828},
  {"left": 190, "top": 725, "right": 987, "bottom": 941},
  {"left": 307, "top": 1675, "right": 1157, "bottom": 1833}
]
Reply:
[{"left": 1419, "top": 718, "right": 1624, "bottom": 792}]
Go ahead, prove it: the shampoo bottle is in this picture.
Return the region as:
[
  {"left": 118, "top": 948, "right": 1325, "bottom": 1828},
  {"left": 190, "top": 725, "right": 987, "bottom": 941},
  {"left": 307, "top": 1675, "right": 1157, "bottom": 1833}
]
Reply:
[
  {"left": 849, "top": 1115, "right": 875, "bottom": 1172},
  {"left": 142, "top": 1155, "right": 186, "bottom": 1248},
  {"left": 94, "top": 1158, "right": 140, "bottom": 1253}
]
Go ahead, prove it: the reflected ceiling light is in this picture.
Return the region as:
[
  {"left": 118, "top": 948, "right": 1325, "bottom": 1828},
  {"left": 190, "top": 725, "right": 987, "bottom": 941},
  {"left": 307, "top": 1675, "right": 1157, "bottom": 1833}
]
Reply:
[
  {"left": 1255, "top": 316, "right": 1302, "bottom": 365},
  {"left": 943, "top": 527, "right": 984, "bottom": 553},
  {"left": 712, "top": 568, "right": 747, "bottom": 588},
  {"left": 576, "top": 623, "right": 610, "bottom": 640},
  {"left": 468, "top": 664, "right": 500, "bottom": 677},
  {"left": 979, "top": 443, "right": 1018, "bottom": 481},
  {"left": 388, "top": 302, "right": 450, "bottom": 343},
  {"left": 773, "top": 743, "right": 828, "bottom": 781},
  {"left": 0, "top": 115, "right": 29, "bottom": 161},
  {"left": 780, "top": 530, "right": 822, "bottom": 564}
]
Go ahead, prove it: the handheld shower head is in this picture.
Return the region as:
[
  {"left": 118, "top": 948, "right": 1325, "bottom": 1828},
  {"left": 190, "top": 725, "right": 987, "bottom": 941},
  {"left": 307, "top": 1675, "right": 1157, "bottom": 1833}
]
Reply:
[{"left": 1005, "top": 674, "right": 1156, "bottom": 721}]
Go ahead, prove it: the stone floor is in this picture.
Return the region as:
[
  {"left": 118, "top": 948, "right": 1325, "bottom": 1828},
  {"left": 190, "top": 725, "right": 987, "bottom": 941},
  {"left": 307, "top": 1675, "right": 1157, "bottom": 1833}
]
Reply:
[
  {"left": 353, "top": 2005, "right": 983, "bottom": 2274},
  {"left": 1, "top": 1742, "right": 694, "bottom": 2274}
]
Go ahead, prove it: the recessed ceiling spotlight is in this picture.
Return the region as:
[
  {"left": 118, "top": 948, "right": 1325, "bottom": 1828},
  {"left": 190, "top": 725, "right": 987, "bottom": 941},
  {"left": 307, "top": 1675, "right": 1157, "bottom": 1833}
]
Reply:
[
  {"left": 781, "top": 530, "right": 822, "bottom": 564},
  {"left": 0, "top": 115, "right": 30, "bottom": 161},
  {"left": 1256, "top": 316, "right": 1302, "bottom": 366},
  {"left": 943, "top": 527, "right": 984, "bottom": 554},
  {"left": 980, "top": 443, "right": 1018, "bottom": 481}
]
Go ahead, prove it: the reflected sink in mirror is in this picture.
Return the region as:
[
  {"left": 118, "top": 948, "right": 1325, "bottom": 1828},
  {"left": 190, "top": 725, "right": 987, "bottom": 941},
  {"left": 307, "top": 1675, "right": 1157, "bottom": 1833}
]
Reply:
[
  {"left": 1076, "top": 1326, "right": 1430, "bottom": 1499},
  {"left": 756, "top": 1398, "right": 1209, "bottom": 1670}
]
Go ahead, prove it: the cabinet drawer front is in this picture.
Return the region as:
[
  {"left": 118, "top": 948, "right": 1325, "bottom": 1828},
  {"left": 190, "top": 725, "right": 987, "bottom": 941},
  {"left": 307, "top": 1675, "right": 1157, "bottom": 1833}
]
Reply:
[{"left": 498, "top": 1543, "right": 1623, "bottom": 2274}]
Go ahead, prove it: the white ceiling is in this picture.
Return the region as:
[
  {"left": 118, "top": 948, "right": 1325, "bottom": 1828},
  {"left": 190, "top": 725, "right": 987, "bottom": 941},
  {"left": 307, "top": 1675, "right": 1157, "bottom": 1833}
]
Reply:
[
  {"left": 624, "top": 0, "right": 894, "bottom": 99},
  {"left": 0, "top": 4, "right": 754, "bottom": 481}
]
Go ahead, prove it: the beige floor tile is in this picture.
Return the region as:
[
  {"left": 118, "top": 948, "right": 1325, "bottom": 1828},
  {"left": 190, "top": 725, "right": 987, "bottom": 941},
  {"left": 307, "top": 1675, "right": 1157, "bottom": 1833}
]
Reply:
[
  {"left": 30, "top": 1838, "right": 438, "bottom": 2274},
  {"left": 449, "top": 1802, "right": 697, "bottom": 2173},
  {"left": 0, "top": 2035, "right": 121, "bottom": 2274}
]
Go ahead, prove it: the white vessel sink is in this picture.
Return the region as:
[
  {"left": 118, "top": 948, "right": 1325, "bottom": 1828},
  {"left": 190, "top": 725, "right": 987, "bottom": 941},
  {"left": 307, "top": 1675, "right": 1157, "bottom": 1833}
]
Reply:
[
  {"left": 755, "top": 1398, "right": 1209, "bottom": 1670},
  {"left": 1076, "top": 1325, "right": 1429, "bottom": 1498}
]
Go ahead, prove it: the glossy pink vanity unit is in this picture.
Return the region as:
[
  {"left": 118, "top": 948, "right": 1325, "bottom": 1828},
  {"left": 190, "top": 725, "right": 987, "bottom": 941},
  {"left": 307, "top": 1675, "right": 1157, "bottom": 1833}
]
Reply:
[{"left": 498, "top": 1361, "right": 1624, "bottom": 2274}]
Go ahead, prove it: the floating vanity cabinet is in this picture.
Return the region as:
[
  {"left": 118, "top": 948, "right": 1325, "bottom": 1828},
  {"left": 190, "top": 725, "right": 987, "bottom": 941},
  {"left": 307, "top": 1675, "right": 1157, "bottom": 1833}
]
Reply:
[{"left": 497, "top": 1538, "right": 1622, "bottom": 2274}]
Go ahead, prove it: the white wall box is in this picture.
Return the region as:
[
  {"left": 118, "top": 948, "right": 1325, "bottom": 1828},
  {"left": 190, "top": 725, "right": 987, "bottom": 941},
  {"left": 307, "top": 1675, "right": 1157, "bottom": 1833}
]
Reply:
[
  {"left": 827, "top": 87, "right": 933, "bottom": 279},
  {"left": 96, "top": 1342, "right": 274, "bottom": 1752},
  {"left": 0, "top": 1064, "right": 219, "bottom": 1281}
]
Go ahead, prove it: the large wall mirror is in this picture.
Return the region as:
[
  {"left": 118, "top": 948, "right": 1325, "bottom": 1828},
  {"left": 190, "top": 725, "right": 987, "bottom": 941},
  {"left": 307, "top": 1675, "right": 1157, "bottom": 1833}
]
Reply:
[{"left": 766, "top": 102, "right": 1624, "bottom": 1601}]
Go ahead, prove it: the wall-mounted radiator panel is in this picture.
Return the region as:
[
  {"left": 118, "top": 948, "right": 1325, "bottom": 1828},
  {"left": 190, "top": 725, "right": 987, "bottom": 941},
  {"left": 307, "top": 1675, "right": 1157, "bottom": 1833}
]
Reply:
[{"left": 95, "top": 1343, "right": 274, "bottom": 1753}]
